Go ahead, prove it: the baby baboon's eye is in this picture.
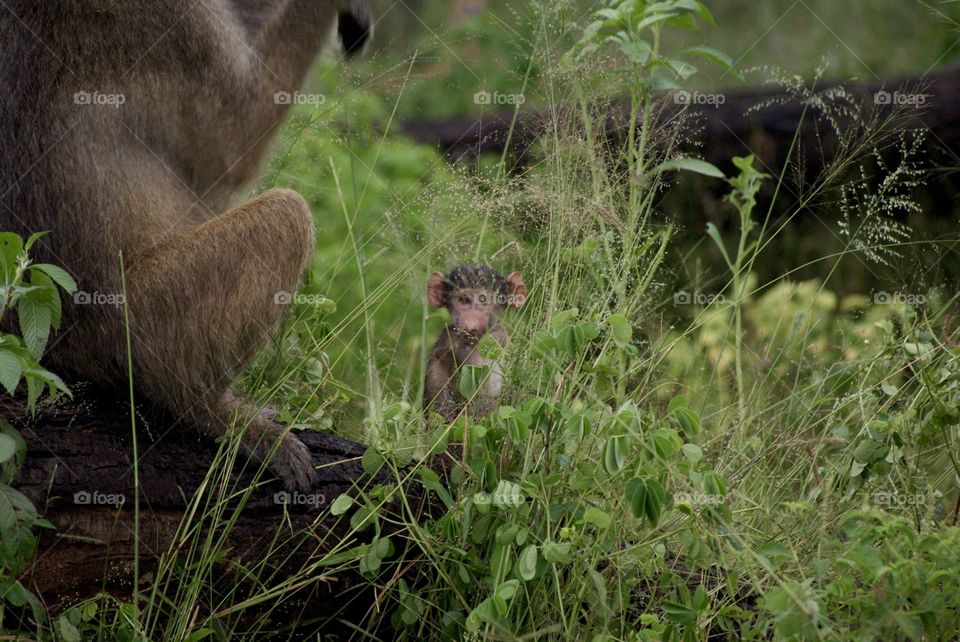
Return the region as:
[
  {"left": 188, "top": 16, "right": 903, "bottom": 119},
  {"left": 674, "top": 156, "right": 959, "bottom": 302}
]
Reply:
[{"left": 477, "top": 292, "right": 488, "bottom": 304}]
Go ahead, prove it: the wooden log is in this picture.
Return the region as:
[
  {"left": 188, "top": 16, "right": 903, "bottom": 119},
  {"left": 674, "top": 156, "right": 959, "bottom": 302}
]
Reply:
[
  {"left": 5, "top": 384, "right": 437, "bottom": 634},
  {"left": 400, "top": 62, "right": 960, "bottom": 186}
]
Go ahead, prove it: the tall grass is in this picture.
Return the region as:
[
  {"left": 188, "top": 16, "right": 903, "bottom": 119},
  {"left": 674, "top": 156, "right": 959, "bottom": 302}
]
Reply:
[{"left": 15, "top": 1, "right": 960, "bottom": 640}]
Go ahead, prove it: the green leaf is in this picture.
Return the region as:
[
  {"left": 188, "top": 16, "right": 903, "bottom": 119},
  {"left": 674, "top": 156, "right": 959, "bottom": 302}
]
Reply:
[
  {"left": 673, "top": 407, "right": 700, "bottom": 436},
  {"left": 607, "top": 314, "right": 632, "bottom": 348},
  {"left": 615, "top": 39, "right": 652, "bottom": 65},
  {"left": 681, "top": 0, "right": 716, "bottom": 26},
  {"left": 541, "top": 542, "right": 572, "bottom": 564},
  {"left": 25, "top": 375, "right": 40, "bottom": 411},
  {"left": 477, "top": 333, "right": 504, "bottom": 360},
  {"left": 495, "top": 579, "right": 519, "bottom": 602},
  {"left": 555, "top": 324, "right": 585, "bottom": 358},
  {"left": 530, "top": 330, "right": 556, "bottom": 358},
  {"left": 662, "top": 601, "right": 698, "bottom": 625},
  {"left": 679, "top": 45, "right": 739, "bottom": 77},
  {"left": 681, "top": 443, "right": 703, "bottom": 463},
  {"left": 330, "top": 494, "right": 354, "bottom": 516},
  {"left": 853, "top": 439, "right": 888, "bottom": 465},
  {"left": 644, "top": 479, "right": 666, "bottom": 525},
  {"left": 692, "top": 586, "right": 710, "bottom": 611},
  {"left": 549, "top": 308, "right": 579, "bottom": 331},
  {"left": 0, "top": 433, "right": 16, "bottom": 464},
  {"left": 0, "top": 233, "right": 24, "bottom": 284},
  {"left": 40, "top": 271, "right": 63, "bottom": 330},
  {"left": 758, "top": 542, "right": 791, "bottom": 560},
  {"left": 891, "top": 611, "right": 923, "bottom": 640},
  {"left": 458, "top": 364, "right": 490, "bottom": 400},
  {"left": 580, "top": 322, "right": 600, "bottom": 341},
  {"left": 29, "top": 263, "right": 77, "bottom": 294},
  {"left": 23, "top": 231, "right": 47, "bottom": 251},
  {"left": 703, "top": 472, "right": 728, "bottom": 497},
  {"left": 649, "top": 429, "right": 679, "bottom": 459},
  {"left": 0, "top": 349, "right": 22, "bottom": 394},
  {"left": 0, "top": 579, "right": 34, "bottom": 608},
  {"left": 517, "top": 544, "right": 538, "bottom": 581},
  {"left": 56, "top": 616, "right": 82, "bottom": 642},
  {"left": 18, "top": 296, "right": 51, "bottom": 358},
  {"left": 565, "top": 412, "right": 591, "bottom": 441},
  {"left": 667, "top": 395, "right": 687, "bottom": 412},
  {"left": 664, "top": 57, "right": 698, "bottom": 79},
  {"left": 653, "top": 157, "right": 724, "bottom": 178},
  {"left": 583, "top": 506, "right": 612, "bottom": 529},
  {"left": 625, "top": 477, "right": 647, "bottom": 520},
  {"left": 636, "top": 12, "right": 680, "bottom": 33},
  {"left": 465, "top": 597, "right": 498, "bottom": 633},
  {"left": 24, "top": 365, "right": 70, "bottom": 397},
  {"left": 603, "top": 435, "right": 626, "bottom": 474},
  {"left": 361, "top": 446, "right": 384, "bottom": 474},
  {"left": 705, "top": 222, "right": 734, "bottom": 269}
]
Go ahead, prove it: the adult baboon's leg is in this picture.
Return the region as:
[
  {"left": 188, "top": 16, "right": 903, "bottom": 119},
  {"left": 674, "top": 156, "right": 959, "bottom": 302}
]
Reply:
[{"left": 126, "top": 188, "right": 317, "bottom": 490}]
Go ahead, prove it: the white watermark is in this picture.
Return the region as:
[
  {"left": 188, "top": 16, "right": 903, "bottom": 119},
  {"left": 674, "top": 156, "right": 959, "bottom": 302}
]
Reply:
[
  {"left": 873, "top": 90, "right": 928, "bottom": 107},
  {"left": 674, "top": 290, "right": 726, "bottom": 306},
  {"left": 274, "top": 491, "right": 326, "bottom": 507},
  {"left": 674, "top": 91, "right": 725, "bottom": 107},
  {"left": 464, "top": 291, "right": 526, "bottom": 307},
  {"left": 273, "top": 291, "right": 334, "bottom": 307},
  {"left": 473, "top": 90, "right": 525, "bottom": 106},
  {"left": 74, "top": 90, "right": 126, "bottom": 109},
  {"left": 674, "top": 492, "right": 724, "bottom": 506},
  {"left": 74, "top": 490, "right": 125, "bottom": 507},
  {"left": 873, "top": 291, "right": 926, "bottom": 306},
  {"left": 74, "top": 290, "right": 125, "bottom": 307},
  {"left": 274, "top": 91, "right": 326, "bottom": 106},
  {"left": 871, "top": 491, "right": 925, "bottom": 507}
]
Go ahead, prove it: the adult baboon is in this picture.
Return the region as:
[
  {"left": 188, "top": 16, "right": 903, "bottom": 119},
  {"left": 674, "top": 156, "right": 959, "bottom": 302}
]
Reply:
[{"left": 0, "top": 0, "right": 371, "bottom": 490}]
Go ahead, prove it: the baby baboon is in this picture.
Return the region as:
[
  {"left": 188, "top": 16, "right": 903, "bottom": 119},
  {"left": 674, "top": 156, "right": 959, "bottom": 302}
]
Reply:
[
  {"left": 424, "top": 265, "right": 526, "bottom": 421},
  {"left": 0, "top": 1, "right": 372, "bottom": 490}
]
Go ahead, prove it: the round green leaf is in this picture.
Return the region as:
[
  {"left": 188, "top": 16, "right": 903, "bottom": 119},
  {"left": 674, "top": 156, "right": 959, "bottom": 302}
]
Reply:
[{"left": 330, "top": 494, "right": 354, "bottom": 516}]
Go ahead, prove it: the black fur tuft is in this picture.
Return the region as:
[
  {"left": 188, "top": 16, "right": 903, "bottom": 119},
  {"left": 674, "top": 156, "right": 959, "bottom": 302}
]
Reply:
[{"left": 338, "top": 1, "right": 372, "bottom": 57}]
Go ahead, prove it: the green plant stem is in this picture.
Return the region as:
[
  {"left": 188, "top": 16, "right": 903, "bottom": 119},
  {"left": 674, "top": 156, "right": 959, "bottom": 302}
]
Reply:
[{"left": 118, "top": 251, "right": 141, "bottom": 624}]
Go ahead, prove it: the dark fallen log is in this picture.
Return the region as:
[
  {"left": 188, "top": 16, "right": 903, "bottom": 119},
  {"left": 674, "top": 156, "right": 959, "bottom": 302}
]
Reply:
[
  {"left": 400, "top": 62, "right": 960, "bottom": 197},
  {"left": 5, "top": 384, "right": 439, "bottom": 636}
]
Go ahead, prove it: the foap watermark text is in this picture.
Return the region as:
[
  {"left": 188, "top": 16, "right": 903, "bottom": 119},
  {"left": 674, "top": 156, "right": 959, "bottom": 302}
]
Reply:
[
  {"left": 274, "top": 91, "right": 326, "bottom": 106},
  {"left": 274, "top": 491, "right": 326, "bottom": 507},
  {"left": 674, "top": 290, "right": 726, "bottom": 305},
  {"left": 74, "top": 490, "right": 125, "bottom": 507},
  {"left": 74, "top": 291, "right": 126, "bottom": 307},
  {"left": 873, "top": 291, "right": 926, "bottom": 306},
  {"left": 474, "top": 90, "right": 525, "bottom": 106},
  {"left": 873, "top": 90, "right": 928, "bottom": 107},
  {"left": 74, "top": 90, "right": 126, "bottom": 109}
]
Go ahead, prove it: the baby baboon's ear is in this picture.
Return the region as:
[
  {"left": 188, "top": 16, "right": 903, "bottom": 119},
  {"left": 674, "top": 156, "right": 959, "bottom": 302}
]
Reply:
[
  {"left": 506, "top": 272, "right": 526, "bottom": 308},
  {"left": 427, "top": 271, "right": 448, "bottom": 308}
]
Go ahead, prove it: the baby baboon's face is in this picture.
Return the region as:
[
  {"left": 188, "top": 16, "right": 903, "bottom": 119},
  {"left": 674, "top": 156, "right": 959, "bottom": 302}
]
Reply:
[{"left": 448, "top": 286, "right": 504, "bottom": 335}]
